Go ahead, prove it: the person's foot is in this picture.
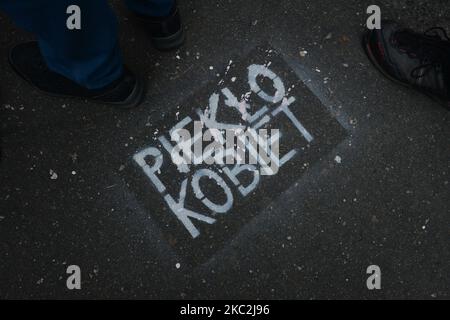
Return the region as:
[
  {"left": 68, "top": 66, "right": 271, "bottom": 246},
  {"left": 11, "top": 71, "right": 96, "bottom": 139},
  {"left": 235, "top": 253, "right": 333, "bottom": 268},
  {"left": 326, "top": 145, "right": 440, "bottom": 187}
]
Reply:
[
  {"left": 9, "top": 42, "right": 144, "bottom": 108},
  {"left": 134, "top": 3, "right": 185, "bottom": 51},
  {"left": 363, "top": 20, "right": 450, "bottom": 109}
]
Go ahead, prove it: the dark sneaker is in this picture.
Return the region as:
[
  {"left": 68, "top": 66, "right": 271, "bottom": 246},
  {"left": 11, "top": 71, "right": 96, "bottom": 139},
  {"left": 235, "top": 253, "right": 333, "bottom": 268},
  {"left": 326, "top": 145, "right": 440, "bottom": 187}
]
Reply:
[
  {"left": 9, "top": 41, "right": 144, "bottom": 108},
  {"left": 134, "top": 3, "right": 185, "bottom": 51},
  {"left": 363, "top": 20, "right": 450, "bottom": 109}
]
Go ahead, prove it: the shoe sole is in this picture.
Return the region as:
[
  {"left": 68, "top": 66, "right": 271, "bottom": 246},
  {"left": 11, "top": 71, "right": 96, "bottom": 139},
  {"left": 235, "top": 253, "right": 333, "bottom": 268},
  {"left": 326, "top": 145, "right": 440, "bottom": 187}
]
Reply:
[
  {"left": 93, "top": 74, "right": 145, "bottom": 109},
  {"left": 152, "top": 26, "right": 186, "bottom": 51},
  {"left": 362, "top": 30, "right": 450, "bottom": 110},
  {"left": 8, "top": 45, "right": 145, "bottom": 109}
]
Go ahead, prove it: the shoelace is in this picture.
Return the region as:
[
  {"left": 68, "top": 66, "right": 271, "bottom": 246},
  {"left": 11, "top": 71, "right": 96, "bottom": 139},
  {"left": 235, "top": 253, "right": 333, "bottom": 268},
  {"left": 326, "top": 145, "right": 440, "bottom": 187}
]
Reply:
[{"left": 392, "top": 27, "right": 450, "bottom": 80}]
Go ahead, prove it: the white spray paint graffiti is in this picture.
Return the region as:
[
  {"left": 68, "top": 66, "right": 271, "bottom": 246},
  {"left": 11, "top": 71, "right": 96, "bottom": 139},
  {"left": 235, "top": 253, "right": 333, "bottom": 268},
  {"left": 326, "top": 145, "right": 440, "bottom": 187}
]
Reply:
[{"left": 133, "top": 64, "right": 314, "bottom": 238}]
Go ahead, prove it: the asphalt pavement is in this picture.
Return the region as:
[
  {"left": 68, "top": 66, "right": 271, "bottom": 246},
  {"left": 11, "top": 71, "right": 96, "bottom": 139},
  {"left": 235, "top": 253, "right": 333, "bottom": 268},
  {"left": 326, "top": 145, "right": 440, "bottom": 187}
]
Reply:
[{"left": 1, "top": 0, "right": 449, "bottom": 299}]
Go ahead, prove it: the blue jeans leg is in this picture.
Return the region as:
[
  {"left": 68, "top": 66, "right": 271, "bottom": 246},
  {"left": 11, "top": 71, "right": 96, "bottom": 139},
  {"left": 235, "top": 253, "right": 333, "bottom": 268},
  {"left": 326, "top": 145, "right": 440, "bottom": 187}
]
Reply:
[{"left": 0, "top": 0, "right": 123, "bottom": 90}]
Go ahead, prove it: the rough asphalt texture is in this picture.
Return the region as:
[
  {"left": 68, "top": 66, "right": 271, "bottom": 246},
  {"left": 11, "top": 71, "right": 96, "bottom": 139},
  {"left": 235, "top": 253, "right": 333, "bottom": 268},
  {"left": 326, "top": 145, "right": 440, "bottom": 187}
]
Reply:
[{"left": 1, "top": 0, "right": 449, "bottom": 299}]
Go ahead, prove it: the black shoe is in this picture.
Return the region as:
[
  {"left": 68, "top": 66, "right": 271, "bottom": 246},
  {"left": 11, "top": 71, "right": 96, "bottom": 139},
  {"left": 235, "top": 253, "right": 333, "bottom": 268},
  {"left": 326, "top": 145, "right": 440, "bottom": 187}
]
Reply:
[
  {"left": 134, "top": 4, "right": 185, "bottom": 51},
  {"left": 9, "top": 41, "right": 144, "bottom": 108},
  {"left": 363, "top": 20, "right": 450, "bottom": 109}
]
